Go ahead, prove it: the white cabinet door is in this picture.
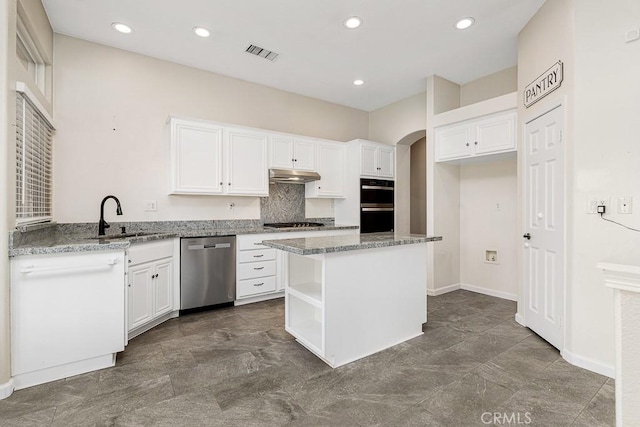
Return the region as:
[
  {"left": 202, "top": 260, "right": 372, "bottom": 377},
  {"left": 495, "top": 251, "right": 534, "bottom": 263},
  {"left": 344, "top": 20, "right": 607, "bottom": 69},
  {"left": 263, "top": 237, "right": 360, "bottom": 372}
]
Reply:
[
  {"left": 153, "top": 259, "right": 173, "bottom": 318},
  {"left": 169, "top": 119, "right": 224, "bottom": 194},
  {"left": 377, "top": 146, "right": 395, "bottom": 178},
  {"left": 306, "top": 142, "right": 345, "bottom": 198},
  {"left": 293, "top": 138, "right": 316, "bottom": 171},
  {"left": 270, "top": 135, "right": 295, "bottom": 169},
  {"left": 128, "top": 262, "right": 154, "bottom": 331},
  {"left": 475, "top": 111, "right": 516, "bottom": 155},
  {"left": 226, "top": 128, "right": 268, "bottom": 196},
  {"left": 360, "top": 144, "right": 378, "bottom": 177},
  {"left": 435, "top": 124, "right": 473, "bottom": 162}
]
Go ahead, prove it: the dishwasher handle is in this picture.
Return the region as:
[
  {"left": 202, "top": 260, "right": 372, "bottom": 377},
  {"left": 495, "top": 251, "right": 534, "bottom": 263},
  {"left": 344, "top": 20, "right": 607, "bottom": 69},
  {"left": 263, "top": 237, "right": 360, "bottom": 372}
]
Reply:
[{"left": 187, "top": 243, "right": 232, "bottom": 250}]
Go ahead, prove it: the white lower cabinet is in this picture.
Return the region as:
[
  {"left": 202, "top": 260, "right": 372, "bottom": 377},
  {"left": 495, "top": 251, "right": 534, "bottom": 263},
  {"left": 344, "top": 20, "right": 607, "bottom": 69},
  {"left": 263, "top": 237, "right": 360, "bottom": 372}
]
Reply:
[
  {"left": 127, "top": 240, "right": 178, "bottom": 338},
  {"left": 235, "top": 229, "right": 357, "bottom": 304},
  {"left": 10, "top": 250, "right": 126, "bottom": 390}
]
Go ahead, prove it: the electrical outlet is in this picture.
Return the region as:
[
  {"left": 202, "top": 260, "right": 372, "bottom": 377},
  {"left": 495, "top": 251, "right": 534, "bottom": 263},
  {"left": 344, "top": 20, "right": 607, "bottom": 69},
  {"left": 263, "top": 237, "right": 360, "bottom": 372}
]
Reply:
[
  {"left": 228, "top": 202, "right": 235, "bottom": 211},
  {"left": 618, "top": 196, "right": 633, "bottom": 214},
  {"left": 587, "top": 196, "right": 609, "bottom": 214},
  {"left": 144, "top": 200, "right": 157, "bottom": 212}
]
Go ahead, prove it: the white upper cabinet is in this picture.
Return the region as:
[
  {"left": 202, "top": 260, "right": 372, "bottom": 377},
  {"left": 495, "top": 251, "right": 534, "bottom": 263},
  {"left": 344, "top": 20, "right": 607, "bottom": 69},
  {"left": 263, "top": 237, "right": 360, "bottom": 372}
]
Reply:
[
  {"left": 358, "top": 140, "right": 395, "bottom": 179},
  {"left": 435, "top": 110, "right": 516, "bottom": 162},
  {"left": 226, "top": 127, "right": 268, "bottom": 196},
  {"left": 306, "top": 142, "right": 345, "bottom": 198},
  {"left": 168, "top": 117, "right": 268, "bottom": 196},
  {"left": 269, "top": 135, "right": 316, "bottom": 171},
  {"left": 169, "top": 118, "right": 224, "bottom": 194}
]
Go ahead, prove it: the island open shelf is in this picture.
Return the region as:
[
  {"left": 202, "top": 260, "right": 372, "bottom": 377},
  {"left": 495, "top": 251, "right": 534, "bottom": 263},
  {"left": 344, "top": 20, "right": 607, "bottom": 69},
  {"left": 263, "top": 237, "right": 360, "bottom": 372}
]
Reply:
[{"left": 266, "top": 233, "right": 440, "bottom": 368}]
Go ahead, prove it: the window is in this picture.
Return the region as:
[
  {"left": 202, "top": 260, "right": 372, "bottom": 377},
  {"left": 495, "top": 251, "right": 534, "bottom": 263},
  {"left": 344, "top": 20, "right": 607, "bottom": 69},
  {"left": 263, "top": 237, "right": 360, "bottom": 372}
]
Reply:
[
  {"left": 16, "top": 14, "right": 47, "bottom": 95},
  {"left": 16, "top": 91, "right": 54, "bottom": 223}
]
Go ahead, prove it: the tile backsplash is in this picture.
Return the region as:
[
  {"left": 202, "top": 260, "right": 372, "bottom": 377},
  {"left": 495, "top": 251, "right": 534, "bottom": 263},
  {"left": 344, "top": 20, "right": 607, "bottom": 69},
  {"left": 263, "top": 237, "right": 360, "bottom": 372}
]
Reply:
[{"left": 260, "top": 183, "right": 305, "bottom": 223}]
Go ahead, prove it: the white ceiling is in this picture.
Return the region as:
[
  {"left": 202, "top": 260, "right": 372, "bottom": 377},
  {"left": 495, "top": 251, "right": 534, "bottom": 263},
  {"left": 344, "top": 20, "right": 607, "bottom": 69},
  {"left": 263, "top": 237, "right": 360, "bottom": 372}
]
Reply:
[{"left": 42, "top": 0, "right": 545, "bottom": 112}]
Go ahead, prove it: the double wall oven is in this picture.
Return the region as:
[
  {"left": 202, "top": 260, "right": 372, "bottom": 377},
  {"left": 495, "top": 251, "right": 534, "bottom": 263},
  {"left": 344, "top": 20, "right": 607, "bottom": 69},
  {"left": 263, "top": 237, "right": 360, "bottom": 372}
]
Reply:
[{"left": 360, "top": 178, "right": 394, "bottom": 233}]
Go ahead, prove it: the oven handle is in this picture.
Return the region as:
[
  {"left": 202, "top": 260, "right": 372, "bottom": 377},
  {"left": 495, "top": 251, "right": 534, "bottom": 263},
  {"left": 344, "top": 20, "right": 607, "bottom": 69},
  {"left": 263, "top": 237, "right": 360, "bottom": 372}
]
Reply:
[
  {"left": 361, "top": 203, "right": 393, "bottom": 208},
  {"left": 361, "top": 185, "right": 394, "bottom": 191},
  {"left": 361, "top": 207, "right": 395, "bottom": 212}
]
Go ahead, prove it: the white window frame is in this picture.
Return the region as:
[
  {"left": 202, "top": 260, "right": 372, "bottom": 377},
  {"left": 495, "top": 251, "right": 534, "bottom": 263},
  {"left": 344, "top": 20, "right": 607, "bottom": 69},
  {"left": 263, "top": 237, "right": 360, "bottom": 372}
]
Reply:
[{"left": 16, "top": 82, "right": 55, "bottom": 225}]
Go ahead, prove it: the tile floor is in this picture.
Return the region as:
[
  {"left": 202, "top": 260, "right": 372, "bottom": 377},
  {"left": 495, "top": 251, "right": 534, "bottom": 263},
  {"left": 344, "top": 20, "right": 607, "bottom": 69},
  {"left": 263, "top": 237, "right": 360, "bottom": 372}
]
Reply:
[{"left": 0, "top": 290, "right": 614, "bottom": 426}]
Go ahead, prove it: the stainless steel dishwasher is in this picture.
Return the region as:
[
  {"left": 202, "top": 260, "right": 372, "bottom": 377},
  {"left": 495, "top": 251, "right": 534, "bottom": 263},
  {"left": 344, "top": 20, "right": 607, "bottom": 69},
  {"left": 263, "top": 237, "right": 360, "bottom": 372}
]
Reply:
[{"left": 180, "top": 236, "right": 236, "bottom": 311}]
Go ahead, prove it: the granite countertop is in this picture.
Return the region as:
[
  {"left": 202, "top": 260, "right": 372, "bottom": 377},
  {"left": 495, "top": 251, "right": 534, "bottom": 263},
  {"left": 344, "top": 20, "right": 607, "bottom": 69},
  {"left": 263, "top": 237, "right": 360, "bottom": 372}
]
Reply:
[
  {"left": 261, "top": 232, "right": 442, "bottom": 255},
  {"left": 9, "top": 223, "right": 359, "bottom": 257}
]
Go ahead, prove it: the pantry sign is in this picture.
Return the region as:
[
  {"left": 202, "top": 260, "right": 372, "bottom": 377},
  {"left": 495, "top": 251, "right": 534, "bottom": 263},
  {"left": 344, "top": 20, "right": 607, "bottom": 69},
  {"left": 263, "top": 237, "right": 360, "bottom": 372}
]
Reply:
[{"left": 524, "top": 61, "right": 563, "bottom": 108}]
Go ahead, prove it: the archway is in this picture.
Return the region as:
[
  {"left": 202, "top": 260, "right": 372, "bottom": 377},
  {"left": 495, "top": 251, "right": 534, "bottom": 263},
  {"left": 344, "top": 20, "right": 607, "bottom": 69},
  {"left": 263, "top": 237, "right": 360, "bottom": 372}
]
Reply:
[{"left": 395, "top": 130, "right": 426, "bottom": 235}]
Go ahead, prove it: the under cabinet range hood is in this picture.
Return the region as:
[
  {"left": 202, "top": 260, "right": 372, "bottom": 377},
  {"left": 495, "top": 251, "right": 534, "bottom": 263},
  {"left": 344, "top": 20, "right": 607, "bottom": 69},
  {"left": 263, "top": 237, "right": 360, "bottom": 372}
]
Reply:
[{"left": 269, "top": 168, "right": 321, "bottom": 184}]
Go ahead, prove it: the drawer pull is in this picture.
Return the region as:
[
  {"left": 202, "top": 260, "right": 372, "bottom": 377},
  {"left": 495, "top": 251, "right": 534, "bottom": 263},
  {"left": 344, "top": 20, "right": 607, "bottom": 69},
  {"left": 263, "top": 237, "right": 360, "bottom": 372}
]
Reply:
[
  {"left": 253, "top": 266, "right": 264, "bottom": 270},
  {"left": 253, "top": 254, "right": 264, "bottom": 258},
  {"left": 253, "top": 282, "right": 264, "bottom": 287}
]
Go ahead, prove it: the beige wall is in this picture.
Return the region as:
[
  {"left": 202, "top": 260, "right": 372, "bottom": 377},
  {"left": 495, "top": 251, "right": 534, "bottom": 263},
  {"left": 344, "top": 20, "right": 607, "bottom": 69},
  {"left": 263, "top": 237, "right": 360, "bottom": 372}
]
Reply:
[
  {"left": 53, "top": 35, "right": 369, "bottom": 223},
  {"left": 518, "top": 0, "right": 640, "bottom": 375},
  {"left": 460, "top": 66, "right": 517, "bottom": 107},
  {"left": 368, "top": 92, "right": 426, "bottom": 145},
  {"left": 410, "top": 137, "right": 426, "bottom": 234},
  {"left": 570, "top": 0, "right": 639, "bottom": 373},
  {"left": 460, "top": 159, "right": 517, "bottom": 298}
]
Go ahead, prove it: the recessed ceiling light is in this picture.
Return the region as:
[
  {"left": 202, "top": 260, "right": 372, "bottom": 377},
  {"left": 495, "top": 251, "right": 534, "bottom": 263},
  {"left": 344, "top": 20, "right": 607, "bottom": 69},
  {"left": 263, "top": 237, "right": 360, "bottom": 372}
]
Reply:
[
  {"left": 193, "top": 26, "right": 211, "bottom": 38},
  {"left": 344, "top": 16, "right": 362, "bottom": 29},
  {"left": 455, "top": 17, "right": 475, "bottom": 30},
  {"left": 111, "top": 22, "right": 133, "bottom": 34},
  {"left": 353, "top": 79, "right": 365, "bottom": 86}
]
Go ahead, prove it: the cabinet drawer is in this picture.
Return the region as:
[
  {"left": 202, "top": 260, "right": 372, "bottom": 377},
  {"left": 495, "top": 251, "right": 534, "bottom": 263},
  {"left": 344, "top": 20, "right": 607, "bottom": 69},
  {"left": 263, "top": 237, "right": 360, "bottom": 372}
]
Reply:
[
  {"left": 237, "top": 260, "right": 276, "bottom": 280},
  {"left": 238, "top": 248, "right": 276, "bottom": 263},
  {"left": 237, "top": 234, "right": 272, "bottom": 251},
  {"left": 237, "top": 276, "right": 277, "bottom": 298},
  {"left": 128, "top": 240, "right": 174, "bottom": 266}
]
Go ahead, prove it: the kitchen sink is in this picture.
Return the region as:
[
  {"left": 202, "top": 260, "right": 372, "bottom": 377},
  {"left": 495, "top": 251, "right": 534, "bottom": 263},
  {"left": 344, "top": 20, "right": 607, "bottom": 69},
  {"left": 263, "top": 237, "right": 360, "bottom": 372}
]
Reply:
[{"left": 95, "top": 232, "right": 160, "bottom": 241}]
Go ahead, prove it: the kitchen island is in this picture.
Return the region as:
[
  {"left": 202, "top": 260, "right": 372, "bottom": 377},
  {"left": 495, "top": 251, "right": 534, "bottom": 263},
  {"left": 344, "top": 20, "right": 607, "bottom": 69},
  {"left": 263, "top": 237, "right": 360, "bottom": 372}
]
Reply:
[{"left": 262, "top": 232, "right": 442, "bottom": 368}]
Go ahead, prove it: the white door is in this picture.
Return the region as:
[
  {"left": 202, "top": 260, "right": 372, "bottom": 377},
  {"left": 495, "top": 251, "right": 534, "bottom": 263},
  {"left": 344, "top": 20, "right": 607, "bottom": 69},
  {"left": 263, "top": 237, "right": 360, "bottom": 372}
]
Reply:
[
  {"left": 360, "top": 145, "right": 378, "bottom": 176},
  {"left": 153, "top": 259, "right": 173, "bottom": 318},
  {"left": 475, "top": 111, "right": 516, "bottom": 155},
  {"left": 128, "top": 262, "right": 154, "bottom": 331},
  {"left": 292, "top": 138, "right": 316, "bottom": 171},
  {"left": 270, "top": 135, "right": 295, "bottom": 169},
  {"left": 523, "top": 105, "right": 565, "bottom": 350},
  {"left": 226, "top": 128, "right": 268, "bottom": 196},
  {"left": 377, "top": 146, "right": 395, "bottom": 179}
]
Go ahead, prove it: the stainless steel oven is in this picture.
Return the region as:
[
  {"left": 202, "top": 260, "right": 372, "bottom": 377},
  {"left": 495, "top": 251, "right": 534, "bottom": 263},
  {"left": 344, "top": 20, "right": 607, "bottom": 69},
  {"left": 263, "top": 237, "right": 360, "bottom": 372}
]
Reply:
[{"left": 360, "top": 178, "right": 394, "bottom": 233}]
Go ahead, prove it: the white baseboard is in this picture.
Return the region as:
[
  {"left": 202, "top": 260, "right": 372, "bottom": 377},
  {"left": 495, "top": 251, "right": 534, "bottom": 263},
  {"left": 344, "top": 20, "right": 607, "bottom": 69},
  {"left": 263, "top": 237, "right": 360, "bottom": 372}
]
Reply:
[
  {"left": 0, "top": 378, "right": 14, "bottom": 400},
  {"left": 427, "top": 283, "right": 517, "bottom": 302},
  {"left": 514, "top": 312, "right": 525, "bottom": 326},
  {"left": 460, "top": 283, "right": 518, "bottom": 301},
  {"left": 234, "top": 291, "right": 284, "bottom": 306},
  {"left": 562, "top": 348, "right": 615, "bottom": 379},
  {"left": 427, "top": 283, "right": 461, "bottom": 296}
]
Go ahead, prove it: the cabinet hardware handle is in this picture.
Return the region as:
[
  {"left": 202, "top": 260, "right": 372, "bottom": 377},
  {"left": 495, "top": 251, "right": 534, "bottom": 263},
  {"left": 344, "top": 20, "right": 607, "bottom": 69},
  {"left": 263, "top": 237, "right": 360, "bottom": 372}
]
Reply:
[
  {"left": 128, "top": 284, "right": 131, "bottom": 287},
  {"left": 228, "top": 183, "right": 231, "bottom": 185},
  {"left": 220, "top": 182, "right": 223, "bottom": 186},
  {"left": 253, "top": 254, "right": 264, "bottom": 258},
  {"left": 128, "top": 259, "right": 132, "bottom": 264},
  {"left": 254, "top": 266, "right": 264, "bottom": 270},
  {"left": 294, "top": 159, "right": 297, "bottom": 162},
  {"left": 253, "top": 282, "right": 264, "bottom": 287},
  {"left": 466, "top": 143, "right": 469, "bottom": 146},
  {"left": 475, "top": 141, "right": 478, "bottom": 145},
  {"left": 318, "top": 186, "right": 321, "bottom": 189},
  {"left": 292, "top": 159, "right": 295, "bottom": 162}
]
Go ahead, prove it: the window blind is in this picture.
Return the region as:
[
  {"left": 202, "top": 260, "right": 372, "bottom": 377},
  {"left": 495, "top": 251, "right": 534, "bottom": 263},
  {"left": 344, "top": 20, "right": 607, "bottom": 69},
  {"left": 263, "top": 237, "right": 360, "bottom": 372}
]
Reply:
[{"left": 16, "top": 92, "right": 54, "bottom": 223}]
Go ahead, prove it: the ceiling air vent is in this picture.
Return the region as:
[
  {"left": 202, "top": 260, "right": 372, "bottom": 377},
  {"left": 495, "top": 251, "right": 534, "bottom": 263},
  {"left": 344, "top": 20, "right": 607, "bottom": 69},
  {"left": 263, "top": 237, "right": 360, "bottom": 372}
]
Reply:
[{"left": 245, "top": 44, "right": 279, "bottom": 62}]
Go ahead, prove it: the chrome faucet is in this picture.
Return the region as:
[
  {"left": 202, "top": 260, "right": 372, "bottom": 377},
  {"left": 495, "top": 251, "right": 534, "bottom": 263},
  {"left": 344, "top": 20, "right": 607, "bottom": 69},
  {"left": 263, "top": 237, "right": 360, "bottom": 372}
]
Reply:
[{"left": 98, "top": 195, "right": 123, "bottom": 236}]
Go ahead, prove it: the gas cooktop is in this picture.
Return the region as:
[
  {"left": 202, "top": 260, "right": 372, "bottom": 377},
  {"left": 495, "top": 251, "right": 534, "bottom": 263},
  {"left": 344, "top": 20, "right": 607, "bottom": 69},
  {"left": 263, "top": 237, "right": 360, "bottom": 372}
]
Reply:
[{"left": 263, "top": 222, "right": 325, "bottom": 229}]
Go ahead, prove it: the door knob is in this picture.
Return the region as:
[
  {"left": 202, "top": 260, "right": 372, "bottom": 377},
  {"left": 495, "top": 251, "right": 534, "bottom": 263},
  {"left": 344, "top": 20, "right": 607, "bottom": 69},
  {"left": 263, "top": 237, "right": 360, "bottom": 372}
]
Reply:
[{"left": 523, "top": 233, "right": 531, "bottom": 240}]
